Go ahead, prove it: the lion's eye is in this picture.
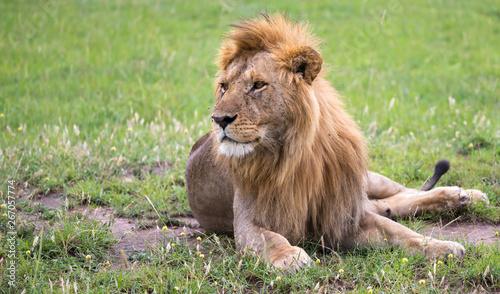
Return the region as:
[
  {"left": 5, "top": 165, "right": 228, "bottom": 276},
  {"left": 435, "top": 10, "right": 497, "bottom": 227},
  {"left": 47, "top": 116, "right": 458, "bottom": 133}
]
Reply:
[
  {"left": 220, "top": 83, "right": 228, "bottom": 94},
  {"left": 252, "top": 81, "right": 267, "bottom": 90}
]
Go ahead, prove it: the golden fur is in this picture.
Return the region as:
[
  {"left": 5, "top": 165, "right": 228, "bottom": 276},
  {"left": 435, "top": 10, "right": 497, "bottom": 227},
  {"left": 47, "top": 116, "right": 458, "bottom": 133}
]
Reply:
[{"left": 213, "top": 14, "right": 368, "bottom": 245}]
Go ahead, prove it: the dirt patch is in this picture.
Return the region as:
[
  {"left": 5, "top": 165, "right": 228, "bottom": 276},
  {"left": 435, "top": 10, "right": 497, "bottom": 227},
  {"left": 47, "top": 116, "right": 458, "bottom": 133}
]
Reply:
[
  {"left": 421, "top": 219, "right": 499, "bottom": 245},
  {"left": 83, "top": 207, "right": 160, "bottom": 252},
  {"left": 17, "top": 192, "right": 204, "bottom": 269},
  {"left": 81, "top": 206, "right": 204, "bottom": 253},
  {"left": 18, "top": 188, "right": 64, "bottom": 210}
]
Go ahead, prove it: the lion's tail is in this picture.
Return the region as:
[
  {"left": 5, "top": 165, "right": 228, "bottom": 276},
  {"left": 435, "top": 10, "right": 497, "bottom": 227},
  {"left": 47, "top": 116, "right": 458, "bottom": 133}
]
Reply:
[{"left": 420, "top": 159, "right": 450, "bottom": 191}]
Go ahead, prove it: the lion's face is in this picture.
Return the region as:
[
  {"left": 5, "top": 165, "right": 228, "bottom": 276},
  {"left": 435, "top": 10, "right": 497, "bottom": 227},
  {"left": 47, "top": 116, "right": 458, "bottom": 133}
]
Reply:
[{"left": 212, "top": 52, "right": 288, "bottom": 158}]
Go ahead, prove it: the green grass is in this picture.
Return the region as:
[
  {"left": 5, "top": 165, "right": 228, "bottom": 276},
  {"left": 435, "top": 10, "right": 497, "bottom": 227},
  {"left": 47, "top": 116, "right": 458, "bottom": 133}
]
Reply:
[{"left": 1, "top": 0, "right": 499, "bottom": 292}]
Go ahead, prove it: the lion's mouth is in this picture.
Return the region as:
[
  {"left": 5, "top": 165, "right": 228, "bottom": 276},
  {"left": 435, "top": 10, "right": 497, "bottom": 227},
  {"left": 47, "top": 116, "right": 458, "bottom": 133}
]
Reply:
[
  {"left": 217, "top": 131, "right": 259, "bottom": 145},
  {"left": 216, "top": 132, "right": 260, "bottom": 158},
  {"left": 223, "top": 136, "right": 258, "bottom": 145}
]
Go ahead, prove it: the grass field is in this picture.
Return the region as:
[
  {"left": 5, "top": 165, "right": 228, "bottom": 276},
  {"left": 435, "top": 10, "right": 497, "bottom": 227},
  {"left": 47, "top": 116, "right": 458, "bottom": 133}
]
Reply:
[{"left": 1, "top": 0, "right": 499, "bottom": 292}]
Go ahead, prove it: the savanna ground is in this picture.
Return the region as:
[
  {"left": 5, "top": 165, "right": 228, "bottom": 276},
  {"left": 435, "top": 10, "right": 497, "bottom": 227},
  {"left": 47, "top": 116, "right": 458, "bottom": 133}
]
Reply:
[{"left": 1, "top": 0, "right": 499, "bottom": 293}]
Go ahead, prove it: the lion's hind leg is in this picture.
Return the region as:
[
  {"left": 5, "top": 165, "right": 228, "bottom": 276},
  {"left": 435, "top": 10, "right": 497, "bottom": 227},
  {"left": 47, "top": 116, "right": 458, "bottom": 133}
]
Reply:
[
  {"left": 369, "top": 187, "right": 489, "bottom": 218},
  {"left": 366, "top": 161, "right": 489, "bottom": 218},
  {"left": 370, "top": 187, "right": 489, "bottom": 217},
  {"left": 351, "top": 211, "right": 465, "bottom": 259},
  {"left": 365, "top": 160, "right": 451, "bottom": 201}
]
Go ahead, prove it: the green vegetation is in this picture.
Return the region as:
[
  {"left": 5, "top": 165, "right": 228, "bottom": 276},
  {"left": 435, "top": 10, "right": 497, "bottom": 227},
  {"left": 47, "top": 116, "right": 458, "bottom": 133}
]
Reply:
[{"left": 1, "top": 0, "right": 499, "bottom": 292}]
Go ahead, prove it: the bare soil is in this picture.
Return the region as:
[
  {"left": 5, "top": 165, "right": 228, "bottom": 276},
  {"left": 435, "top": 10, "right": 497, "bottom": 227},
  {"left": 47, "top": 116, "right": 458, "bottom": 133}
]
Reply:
[
  {"left": 18, "top": 191, "right": 204, "bottom": 268},
  {"left": 421, "top": 218, "right": 499, "bottom": 245}
]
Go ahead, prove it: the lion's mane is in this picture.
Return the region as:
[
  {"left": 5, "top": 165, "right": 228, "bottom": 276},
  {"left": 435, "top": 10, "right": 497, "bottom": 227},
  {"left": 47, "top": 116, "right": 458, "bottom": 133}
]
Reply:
[{"left": 215, "top": 14, "right": 368, "bottom": 246}]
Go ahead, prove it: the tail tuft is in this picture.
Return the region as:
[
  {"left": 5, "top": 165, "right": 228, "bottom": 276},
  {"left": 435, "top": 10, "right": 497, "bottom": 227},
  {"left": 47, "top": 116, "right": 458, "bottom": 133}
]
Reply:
[{"left": 420, "top": 159, "right": 450, "bottom": 191}]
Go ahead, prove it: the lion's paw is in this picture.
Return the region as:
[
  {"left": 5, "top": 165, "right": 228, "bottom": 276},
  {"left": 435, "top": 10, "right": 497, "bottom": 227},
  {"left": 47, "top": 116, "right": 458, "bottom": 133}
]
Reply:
[
  {"left": 422, "top": 239, "right": 465, "bottom": 259},
  {"left": 465, "top": 189, "right": 489, "bottom": 205},
  {"left": 442, "top": 187, "right": 471, "bottom": 209},
  {"left": 269, "top": 246, "right": 311, "bottom": 272}
]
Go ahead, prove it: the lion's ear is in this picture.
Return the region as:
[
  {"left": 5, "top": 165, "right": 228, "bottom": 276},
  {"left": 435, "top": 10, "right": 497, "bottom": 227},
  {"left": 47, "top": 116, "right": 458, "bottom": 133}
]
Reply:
[{"left": 286, "top": 46, "right": 323, "bottom": 84}]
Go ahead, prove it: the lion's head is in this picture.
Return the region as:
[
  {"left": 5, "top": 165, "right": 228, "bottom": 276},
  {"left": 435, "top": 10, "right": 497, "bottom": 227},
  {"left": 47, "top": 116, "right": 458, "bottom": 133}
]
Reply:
[
  {"left": 211, "top": 14, "right": 368, "bottom": 245},
  {"left": 212, "top": 14, "right": 323, "bottom": 159}
]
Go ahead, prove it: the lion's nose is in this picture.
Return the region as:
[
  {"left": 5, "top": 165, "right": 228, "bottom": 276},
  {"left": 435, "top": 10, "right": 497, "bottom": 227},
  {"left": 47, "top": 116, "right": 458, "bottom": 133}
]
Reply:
[{"left": 212, "top": 114, "right": 237, "bottom": 130}]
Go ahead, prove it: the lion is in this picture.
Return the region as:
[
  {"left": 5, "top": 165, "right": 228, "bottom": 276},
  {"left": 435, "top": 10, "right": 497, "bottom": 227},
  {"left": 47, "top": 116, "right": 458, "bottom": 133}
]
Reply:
[{"left": 185, "top": 14, "right": 489, "bottom": 271}]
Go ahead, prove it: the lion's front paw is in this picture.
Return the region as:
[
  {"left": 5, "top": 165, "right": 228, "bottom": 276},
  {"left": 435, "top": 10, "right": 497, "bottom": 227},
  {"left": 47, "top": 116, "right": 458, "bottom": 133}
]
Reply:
[
  {"left": 269, "top": 246, "right": 311, "bottom": 272},
  {"left": 465, "top": 189, "right": 489, "bottom": 205},
  {"left": 422, "top": 239, "right": 465, "bottom": 259}
]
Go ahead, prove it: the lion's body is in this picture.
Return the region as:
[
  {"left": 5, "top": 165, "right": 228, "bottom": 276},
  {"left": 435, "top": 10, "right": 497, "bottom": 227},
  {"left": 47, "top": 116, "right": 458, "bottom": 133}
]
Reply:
[{"left": 186, "top": 14, "right": 488, "bottom": 271}]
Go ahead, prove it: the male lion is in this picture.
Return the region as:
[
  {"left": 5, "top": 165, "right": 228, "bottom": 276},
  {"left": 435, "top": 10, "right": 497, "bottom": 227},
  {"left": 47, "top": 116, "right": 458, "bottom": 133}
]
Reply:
[{"left": 185, "top": 14, "right": 488, "bottom": 271}]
